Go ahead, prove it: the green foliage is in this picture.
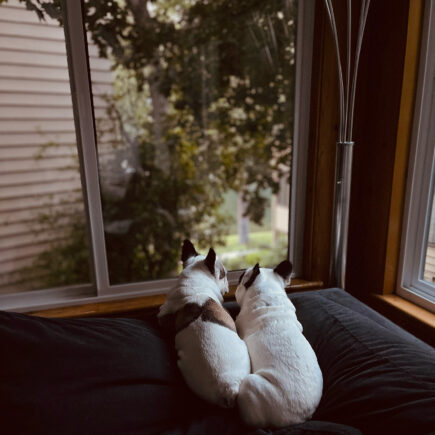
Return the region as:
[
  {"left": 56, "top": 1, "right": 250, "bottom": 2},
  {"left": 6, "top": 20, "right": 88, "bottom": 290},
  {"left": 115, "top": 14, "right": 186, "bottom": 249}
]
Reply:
[
  {"left": 21, "top": 0, "right": 296, "bottom": 213},
  {"left": 20, "top": 209, "right": 91, "bottom": 288},
  {"left": 98, "top": 68, "right": 232, "bottom": 282},
  {"left": 218, "top": 232, "right": 288, "bottom": 271}
]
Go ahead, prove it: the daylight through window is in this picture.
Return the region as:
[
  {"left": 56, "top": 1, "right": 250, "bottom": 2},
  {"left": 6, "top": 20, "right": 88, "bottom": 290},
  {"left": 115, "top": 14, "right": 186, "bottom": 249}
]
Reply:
[{"left": 85, "top": 0, "right": 298, "bottom": 284}]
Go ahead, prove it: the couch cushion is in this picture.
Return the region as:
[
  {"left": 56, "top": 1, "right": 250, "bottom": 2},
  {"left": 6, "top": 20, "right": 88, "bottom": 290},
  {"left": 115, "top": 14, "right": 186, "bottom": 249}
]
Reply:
[
  {"left": 0, "top": 311, "right": 207, "bottom": 434},
  {"left": 1, "top": 288, "right": 434, "bottom": 434},
  {"left": 0, "top": 308, "right": 358, "bottom": 435},
  {"left": 248, "top": 420, "right": 361, "bottom": 434},
  {"left": 290, "top": 289, "right": 435, "bottom": 435}
]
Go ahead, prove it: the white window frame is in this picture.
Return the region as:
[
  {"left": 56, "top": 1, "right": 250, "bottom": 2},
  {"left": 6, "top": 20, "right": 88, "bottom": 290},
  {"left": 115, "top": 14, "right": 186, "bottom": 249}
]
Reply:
[
  {"left": 397, "top": 0, "right": 435, "bottom": 314},
  {"left": 0, "top": 0, "right": 315, "bottom": 312}
]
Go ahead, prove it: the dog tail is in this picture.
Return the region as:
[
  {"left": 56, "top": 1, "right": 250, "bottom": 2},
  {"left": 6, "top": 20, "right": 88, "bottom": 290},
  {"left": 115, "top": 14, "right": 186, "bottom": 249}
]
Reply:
[
  {"left": 217, "top": 380, "right": 240, "bottom": 408},
  {"left": 237, "top": 373, "right": 272, "bottom": 427}
]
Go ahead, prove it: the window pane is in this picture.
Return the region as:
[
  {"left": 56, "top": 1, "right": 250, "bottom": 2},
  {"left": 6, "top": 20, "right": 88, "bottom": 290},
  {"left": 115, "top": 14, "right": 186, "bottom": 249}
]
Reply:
[
  {"left": 0, "top": 0, "right": 91, "bottom": 294},
  {"left": 423, "top": 186, "right": 435, "bottom": 285},
  {"left": 85, "top": 0, "right": 297, "bottom": 284}
]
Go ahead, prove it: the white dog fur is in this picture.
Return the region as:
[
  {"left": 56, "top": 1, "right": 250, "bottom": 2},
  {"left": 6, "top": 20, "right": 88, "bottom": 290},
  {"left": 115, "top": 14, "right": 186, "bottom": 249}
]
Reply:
[
  {"left": 235, "top": 261, "right": 323, "bottom": 427},
  {"left": 158, "top": 240, "right": 250, "bottom": 408}
]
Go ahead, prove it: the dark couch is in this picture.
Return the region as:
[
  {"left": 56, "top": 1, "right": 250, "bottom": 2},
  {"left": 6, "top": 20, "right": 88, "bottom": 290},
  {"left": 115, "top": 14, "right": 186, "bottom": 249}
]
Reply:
[{"left": 1, "top": 288, "right": 434, "bottom": 434}]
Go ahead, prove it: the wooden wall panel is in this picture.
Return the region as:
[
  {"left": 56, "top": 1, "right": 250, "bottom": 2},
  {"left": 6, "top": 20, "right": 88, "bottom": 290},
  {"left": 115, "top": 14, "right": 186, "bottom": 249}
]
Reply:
[{"left": 346, "top": 0, "right": 410, "bottom": 297}]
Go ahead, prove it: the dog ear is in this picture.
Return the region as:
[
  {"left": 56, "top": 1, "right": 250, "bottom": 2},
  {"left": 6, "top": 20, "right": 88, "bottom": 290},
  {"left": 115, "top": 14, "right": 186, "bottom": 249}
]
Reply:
[
  {"left": 274, "top": 260, "right": 292, "bottom": 283},
  {"left": 204, "top": 248, "right": 216, "bottom": 275},
  {"left": 181, "top": 239, "right": 198, "bottom": 264},
  {"left": 245, "top": 263, "right": 260, "bottom": 289},
  {"left": 237, "top": 270, "right": 246, "bottom": 285}
]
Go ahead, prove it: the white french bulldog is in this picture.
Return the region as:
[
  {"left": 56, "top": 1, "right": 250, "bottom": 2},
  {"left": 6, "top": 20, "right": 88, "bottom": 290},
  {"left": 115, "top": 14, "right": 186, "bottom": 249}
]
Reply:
[
  {"left": 158, "top": 240, "right": 250, "bottom": 408},
  {"left": 235, "top": 261, "right": 323, "bottom": 428}
]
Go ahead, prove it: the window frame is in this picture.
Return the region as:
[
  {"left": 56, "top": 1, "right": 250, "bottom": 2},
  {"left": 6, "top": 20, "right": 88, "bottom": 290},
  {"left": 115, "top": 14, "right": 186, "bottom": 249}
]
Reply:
[
  {"left": 397, "top": 0, "right": 435, "bottom": 314},
  {"left": 0, "top": 0, "right": 315, "bottom": 312}
]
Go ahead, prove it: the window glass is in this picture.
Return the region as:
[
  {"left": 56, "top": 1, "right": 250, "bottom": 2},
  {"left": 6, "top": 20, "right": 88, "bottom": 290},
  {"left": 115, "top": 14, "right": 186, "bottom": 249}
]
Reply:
[
  {"left": 423, "top": 185, "right": 435, "bottom": 285},
  {"left": 85, "top": 0, "right": 297, "bottom": 284},
  {"left": 0, "top": 0, "right": 91, "bottom": 293}
]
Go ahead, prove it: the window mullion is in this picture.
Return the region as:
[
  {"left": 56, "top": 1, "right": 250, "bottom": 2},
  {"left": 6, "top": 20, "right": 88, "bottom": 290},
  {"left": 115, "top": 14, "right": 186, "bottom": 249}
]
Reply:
[
  {"left": 290, "top": 0, "right": 315, "bottom": 277},
  {"left": 63, "top": 0, "right": 110, "bottom": 294}
]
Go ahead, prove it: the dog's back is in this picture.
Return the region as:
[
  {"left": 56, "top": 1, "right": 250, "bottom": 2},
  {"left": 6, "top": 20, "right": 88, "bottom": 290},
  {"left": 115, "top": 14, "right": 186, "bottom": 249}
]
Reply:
[
  {"left": 175, "top": 298, "right": 250, "bottom": 407},
  {"left": 158, "top": 241, "right": 250, "bottom": 408},
  {"left": 235, "top": 264, "right": 323, "bottom": 427},
  {"left": 237, "top": 314, "right": 323, "bottom": 426}
]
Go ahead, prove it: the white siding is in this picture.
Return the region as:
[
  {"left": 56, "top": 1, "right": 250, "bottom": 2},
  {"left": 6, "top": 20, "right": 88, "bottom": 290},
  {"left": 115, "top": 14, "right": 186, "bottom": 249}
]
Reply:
[
  {"left": 424, "top": 245, "right": 435, "bottom": 284},
  {"left": 428, "top": 195, "right": 435, "bottom": 244}
]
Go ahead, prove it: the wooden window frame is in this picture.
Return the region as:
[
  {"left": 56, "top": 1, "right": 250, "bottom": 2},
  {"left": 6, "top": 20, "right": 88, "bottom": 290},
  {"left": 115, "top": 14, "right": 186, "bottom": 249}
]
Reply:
[{"left": 397, "top": 0, "right": 435, "bottom": 313}]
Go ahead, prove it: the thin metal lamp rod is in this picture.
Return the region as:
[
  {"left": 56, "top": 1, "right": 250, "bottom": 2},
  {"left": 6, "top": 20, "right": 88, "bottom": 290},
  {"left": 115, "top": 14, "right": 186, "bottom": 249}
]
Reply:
[
  {"left": 344, "top": 0, "right": 351, "bottom": 141},
  {"left": 324, "top": 0, "right": 345, "bottom": 142},
  {"left": 348, "top": 0, "right": 371, "bottom": 140},
  {"left": 324, "top": 0, "right": 370, "bottom": 288}
]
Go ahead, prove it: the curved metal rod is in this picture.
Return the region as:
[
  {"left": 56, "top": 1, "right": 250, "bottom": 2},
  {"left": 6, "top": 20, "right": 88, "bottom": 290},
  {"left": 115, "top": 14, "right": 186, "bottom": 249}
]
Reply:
[
  {"left": 344, "top": 0, "right": 351, "bottom": 141},
  {"left": 348, "top": 0, "right": 371, "bottom": 140},
  {"left": 324, "top": 0, "right": 345, "bottom": 142}
]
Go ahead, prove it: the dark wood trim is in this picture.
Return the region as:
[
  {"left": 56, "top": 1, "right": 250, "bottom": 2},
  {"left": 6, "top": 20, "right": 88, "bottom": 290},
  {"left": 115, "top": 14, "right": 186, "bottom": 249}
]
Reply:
[
  {"left": 27, "top": 278, "right": 323, "bottom": 318},
  {"left": 368, "top": 293, "right": 435, "bottom": 346}
]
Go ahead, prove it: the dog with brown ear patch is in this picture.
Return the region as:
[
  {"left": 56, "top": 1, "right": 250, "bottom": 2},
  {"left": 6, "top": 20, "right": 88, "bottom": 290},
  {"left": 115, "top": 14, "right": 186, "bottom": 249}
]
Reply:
[
  {"left": 158, "top": 240, "right": 250, "bottom": 408},
  {"left": 235, "top": 261, "right": 323, "bottom": 427}
]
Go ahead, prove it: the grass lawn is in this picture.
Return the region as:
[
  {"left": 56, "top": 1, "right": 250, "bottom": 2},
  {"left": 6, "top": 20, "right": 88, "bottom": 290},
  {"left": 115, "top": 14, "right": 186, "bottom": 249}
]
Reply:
[
  {"left": 216, "top": 231, "right": 288, "bottom": 270},
  {"left": 216, "top": 231, "right": 274, "bottom": 254}
]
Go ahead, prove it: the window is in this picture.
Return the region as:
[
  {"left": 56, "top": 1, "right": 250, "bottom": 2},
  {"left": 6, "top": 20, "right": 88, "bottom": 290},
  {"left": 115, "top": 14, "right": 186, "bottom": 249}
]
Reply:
[
  {"left": 86, "top": 0, "right": 298, "bottom": 285},
  {"left": 398, "top": 0, "right": 435, "bottom": 313},
  {"left": 0, "top": 0, "right": 314, "bottom": 311}
]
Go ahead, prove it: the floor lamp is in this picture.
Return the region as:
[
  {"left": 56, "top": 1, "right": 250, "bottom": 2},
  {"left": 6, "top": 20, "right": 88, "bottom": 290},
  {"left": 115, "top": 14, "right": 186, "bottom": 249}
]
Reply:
[{"left": 324, "top": 0, "right": 371, "bottom": 288}]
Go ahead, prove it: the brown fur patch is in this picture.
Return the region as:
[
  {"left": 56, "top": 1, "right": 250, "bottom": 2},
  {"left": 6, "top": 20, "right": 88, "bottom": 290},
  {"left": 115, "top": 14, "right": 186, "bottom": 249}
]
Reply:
[
  {"left": 174, "top": 298, "right": 236, "bottom": 334},
  {"left": 201, "top": 298, "right": 237, "bottom": 332},
  {"left": 175, "top": 302, "right": 203, "bottom": 334}
]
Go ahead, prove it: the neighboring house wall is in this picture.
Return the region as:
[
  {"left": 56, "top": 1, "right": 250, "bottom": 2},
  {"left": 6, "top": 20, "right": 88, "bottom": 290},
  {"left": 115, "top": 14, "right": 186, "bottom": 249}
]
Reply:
[
  {"left": 424, "top": 198, "right": 435, "bottom": 283},
  {"left": 428, "top": 197, "right": 435, "bottom": 245},
  {"left": 0, "top": 0, "right": 113, "bottom": 293},
  {"left": 424, "top": 245, "right": 435, "bottom": 283}
]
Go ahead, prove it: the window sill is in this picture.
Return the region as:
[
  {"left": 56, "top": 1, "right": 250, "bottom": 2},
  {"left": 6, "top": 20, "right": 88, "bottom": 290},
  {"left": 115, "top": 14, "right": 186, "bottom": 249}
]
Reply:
[
  {"left": 27, "top": 278, "right": 323, "bottom": 319},
  {"left": 369, "top": 293, "right": 435, "bottom": 345}
]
